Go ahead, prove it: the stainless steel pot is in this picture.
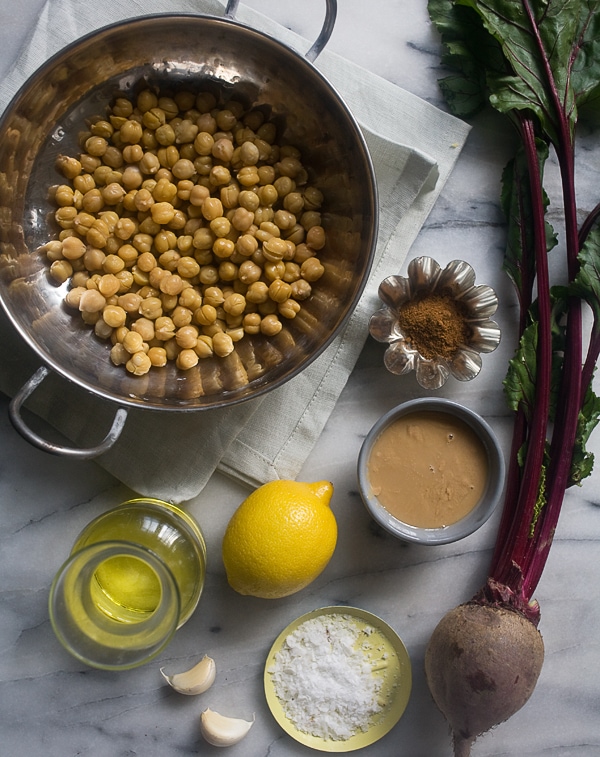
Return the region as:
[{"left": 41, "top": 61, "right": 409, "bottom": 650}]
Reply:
[{"left": 0, "top": 0, "right": 378, "bottom": 457}]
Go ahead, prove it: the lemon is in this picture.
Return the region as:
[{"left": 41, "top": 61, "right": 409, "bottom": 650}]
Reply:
[{"left": 222, "top": 480, "right": 337, "bottom": 599}]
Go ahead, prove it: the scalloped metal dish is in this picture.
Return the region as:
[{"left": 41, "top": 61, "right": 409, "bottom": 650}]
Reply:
[{"left": 264, "top": 606, "right": 412, "bottom": 752}]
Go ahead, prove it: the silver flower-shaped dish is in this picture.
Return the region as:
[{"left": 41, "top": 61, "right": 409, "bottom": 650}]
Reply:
[{"left": 369, "top": 257, "right": 501, "bottom": 390}]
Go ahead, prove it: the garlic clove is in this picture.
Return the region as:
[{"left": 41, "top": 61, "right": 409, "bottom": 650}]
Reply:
[
  {"left": 200, "top": 708, "right": 255, "bottom": 747},
  {"left": 160, "top": 655, "right": 216, "bottom": 695}
]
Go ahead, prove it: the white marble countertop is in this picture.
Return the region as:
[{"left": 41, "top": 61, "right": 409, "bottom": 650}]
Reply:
[{"left": 1, "top": 1, "right": 600, "bottom": 756}]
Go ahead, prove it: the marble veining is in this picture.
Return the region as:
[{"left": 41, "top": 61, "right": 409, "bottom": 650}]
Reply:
[{"left": 2, "top": 1, "right": 600, "bottom": 756}]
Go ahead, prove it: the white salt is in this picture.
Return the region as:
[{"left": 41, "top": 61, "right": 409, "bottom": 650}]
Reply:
[{"left": 268, "top": 613, "right": 386, "bottom": 741}]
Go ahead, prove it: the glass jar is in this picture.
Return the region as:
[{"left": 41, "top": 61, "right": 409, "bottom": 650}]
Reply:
[{"left": 49, "top": 498, "right": 206, "bottom": 670}]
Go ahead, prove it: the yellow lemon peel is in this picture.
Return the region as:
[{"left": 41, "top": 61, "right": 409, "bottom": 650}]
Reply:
[{"left": 222, "top": 480, "right": 337, "bottom": 599}]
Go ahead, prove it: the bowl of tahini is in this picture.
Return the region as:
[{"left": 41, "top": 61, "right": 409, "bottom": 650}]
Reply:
[{"left": 357, "top": 397, "right": 505, "bottom": 545}]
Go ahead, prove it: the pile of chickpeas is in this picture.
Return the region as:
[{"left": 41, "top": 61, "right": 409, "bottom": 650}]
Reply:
[{"left": 43, "top": 86, "right": 326, "bottom": 376}]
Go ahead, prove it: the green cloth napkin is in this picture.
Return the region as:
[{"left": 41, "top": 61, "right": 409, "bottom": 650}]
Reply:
[{"left": 0, "top": 0, "right": 471, "bottom": 501}]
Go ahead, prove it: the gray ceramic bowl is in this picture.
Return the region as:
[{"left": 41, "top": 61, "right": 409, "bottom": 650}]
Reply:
[{"left": 357, "top": 398, "right": 505, "bottom": 545}]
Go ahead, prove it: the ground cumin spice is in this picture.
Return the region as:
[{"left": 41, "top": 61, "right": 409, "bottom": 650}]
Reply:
[{"left": 397, "top": 292, "right": 470, "bottom": 360}]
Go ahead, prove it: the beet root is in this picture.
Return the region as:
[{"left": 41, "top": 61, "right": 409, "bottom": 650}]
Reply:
[{"left": 424, "top": 602, "right": 544, "bottom": 756}]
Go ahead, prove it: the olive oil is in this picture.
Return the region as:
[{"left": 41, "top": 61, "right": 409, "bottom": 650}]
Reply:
[
  {"left": 72, "top": 499, "right": 206, "bottom": 626},
  {"left": 92, "top": 554, "right": 163, "bottom": 621},
  {"left": 49, "top": 499, "right": 206, "bottom": 669}
]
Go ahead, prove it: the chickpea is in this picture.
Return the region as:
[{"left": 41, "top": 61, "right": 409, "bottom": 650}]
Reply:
[
  {"left": 161, "top": 292, "right": 179, "bottom": 313},
  {"left": 199, "top": 287, "right": 221, "bottom": 309},
  {"left": 242, "top": 312, "right": 261, "bottom": 334},
  {"left": 49, "top": 259, "right": 73, "bottom": 283},
  {"left": 274, "top": 176, "right": 295, "bottom": 198},
  {"left": 121, "top": 144, "right": 142, "bottom": 163},
  {"left": 139, "top": 296, "right": 163, "bottom": 320},
  {"left": 57, "top": 155, "right": 82, "bottom": 179},
  {"left": 151, "top": 201, "right": 176, "bottom": 225},
  {"left": 79, "top": 288, "right": 106, "bottom": 313},
  {"left": 98, "top": 273, "right": 121, "bottom": 297},
  {"left": 218, "top": 261, "right": 238, "bottom": 282},
  {"left": 177, "top": 234, "right": 194, "bottom": 254},
  {"left": 61, "top": 236, "right": 86, "bottom": 260},
  {"left": 64, "top": 286, "right": 86, "bottom": 308},
  {"left": 258, "top": 184, "right": 278, "bottom": 207},
  {"left": 194, "top": 303, "right": 217, "bottom": 326},
  {"left": 174, "top": 119, "right": 198, "bottom": 144},
  {"left": 73, "top": 172, "right": 96, "bottom": 195},
  {"left": 71, "top": 271, "right": 91, "bottom": 289},
  {"left": 173, "top": 348, "right": 196, "bottom": 370},
  {"left": 176, "top": 256, "right": 200, "bottom": 279},
  {"left": 160, "top": 272, "right": 185, "bottom": 296},
  {"left": 147, "top": 346, "right": 168, "bottom": 367},
  {"left": 158, "top": 249, "right": 181, "bottom": 271},
  {"left": 201, "top": 196, "right": 223, "bottom": 221},
  {"left": 293, "top": 243, "right": 315, "bottom": 264},
  {"left": 290, "top": 278, "right": 312, "bottom": 300},
  {"left": 245, "top": 280, "right": 269, "bottom": 304},
  {"left": 114, "top": 218, "right": 137, "bottom": 242},
  {"left": 168, "top": 209, "right": 187, "bottom": 231},
  {"left": 238, "top": 166, "right": 260, "bottom": 187},
  {"left": 79, "top": 154, "right": 102, "bottom": 174},
  {"left": 264, "top": 260, "right": 286, "bottom": 281},
  {"left": 301, "top": 210, "right": 321, "bottom": 230},
  {"left": 223, "top": 292, "right": 246, "bottom": 317},
  {"left": 194, "top": 131, "right": 214, "bottom": 156},
  {"left": 154, "top": 123, "right": 175, "bottom": 146},
  {"left": 238, "top": 260, "right": 262, "bottom": 285},
  {"left": 213, "top": 238, "right": 235, "bottom": 259},
  {"left": 120, "top": 120, "right": 144, "bottom": 144},
  {"left": 210, "top": 165, "right": 231, "bottom": 186},
  {"left": 118, "top": 292, "right": 143, "bottom": 313},
  {"left": 176, "top": 324, "right": 199, "bottom": 349},
  {"left": 55, "top": 206, "right": 78, "bottom": 229},
  {"left": 232, "top": 233, "right": 256, "bottom": 258},
  {"left": 132, "top": 317, "right": 155, "bottom": 341},
  {"left": 110, "top": 342, "right": 129, "bottom": 366},
  {"left": 54, "top": 184, "right": 75, "bottom": 207},
  {"left": 116, "top": 270, "right": 134, "bottom": 292},
  {"left": 121, "top": 165, "right": 143, "bottom": 190},
  {"left": 212, "top": 331, "right": 234, "bottom": 357},
  {"left": 154, "top": 316, "right": 176, "bottom": 341},
  {"left": 126, "top": 351, "right": 152, "bottom": 375},
  {"left": 278, "top": 298, "right": 301, "bottom": 319},
  {"left": 248, "top": 143, "right": 269, "bottom": 168},
  {"left": 194, "top": 335, "right": 214, "bottom": 358},
  {"left": 199, "top": 265, "right": 219, "bottom": 286},
  {"left": 102, "top": 254, "right": 125, "bottom": 274},
  {"left": 138, "top": 152, "right": 160, "bottom": 175},
  {"left": 101, "top": 182, "right": 126, "bottom": 206},
  {"left": 179, "top": 286, "right": 202, "bottom": 311},
  {"left": 303, "top": 186, "right": 324, "bottom": 210},
  {"left": 210, "top": 216, "right": 231, "bottom": 238},
  {"left": 238, "top": 189, "right": 260, "bottom": 212},
  {"left": 268, "top": 279, "right": 292, "bottom": 303},
  {"left": 170, "top": 305, "right": 193, "bottom": 328},
  {"left": 306, "top": 225, "right": 326, "bottom": 250},
  {"left": 263, "top": 237, "right": 288, "bottom": 263},
  {"left": 301, "top": 257, "right": 325, "bottom": 282},
  {"left": 102, "top": 304, "right": 127, "bottom": 328},
  {"left": 153, "top": 177, "right": 178, "bottom": 203},
  {"left": 81, "top": 309, "right": 101, "bottom": 325},
  {"left": 260, "top": 314, "right": 282, "bottom": 336}
]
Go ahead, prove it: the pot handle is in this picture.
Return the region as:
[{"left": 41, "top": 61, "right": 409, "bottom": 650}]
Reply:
[
  {"left": 9, "top": 366, "right": 128, "bottom": 460},
  {"left": 224, "top": 0, "right": 337, "bottom": 63}
]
